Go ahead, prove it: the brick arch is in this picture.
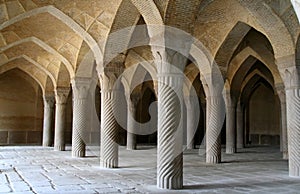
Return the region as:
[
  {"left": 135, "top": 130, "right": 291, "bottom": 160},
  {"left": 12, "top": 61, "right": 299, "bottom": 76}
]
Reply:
[
  {"left": 0, "top": 37, "right": 74, "bottom": 77},
  {"left": 228, "top": 46, "right": 282, "bottom": 85},
  {"left": 0, "top": 55, "right": 56, "bottom": 87},
  {"left": 0, "top": 5, "right": 102, "bottom": 76},
  {"left": 0, "top": 63, "right": 46, "bottom": 93}
]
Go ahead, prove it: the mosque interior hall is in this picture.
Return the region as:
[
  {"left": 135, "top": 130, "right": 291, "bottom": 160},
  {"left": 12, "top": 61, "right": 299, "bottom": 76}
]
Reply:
[{"left": 0, "top": 0, "right": 300, "bottom": 193}]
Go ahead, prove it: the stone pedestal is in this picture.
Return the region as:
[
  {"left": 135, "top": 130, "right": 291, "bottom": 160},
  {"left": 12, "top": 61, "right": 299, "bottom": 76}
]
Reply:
[
  {"left": 42, "top": 95, "right": 55, "bottom": 147},
  {"left": 54, "top": 88, "right": 69, "bottom": 151}
]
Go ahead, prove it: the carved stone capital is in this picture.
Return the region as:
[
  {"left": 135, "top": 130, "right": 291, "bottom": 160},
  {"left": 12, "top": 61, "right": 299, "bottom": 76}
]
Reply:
[
  {"left": 55, "top": 87, "right": 70, "bottom": 104},
  {"left": 43, "top": 94, "right": 55, "bottom": 108},
  {"left": 71, "top": 77, "right": 96, "bottom": 100}
]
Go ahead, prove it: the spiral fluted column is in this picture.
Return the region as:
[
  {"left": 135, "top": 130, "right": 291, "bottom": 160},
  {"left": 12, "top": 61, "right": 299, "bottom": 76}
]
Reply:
[
  {"left": 126, "top": 95, "right": 139, "bottom": 150},
  {"left": 286, "top": 87, "right": 300, "bottom": 176},
  {"left": 279, "top": 60, "right": 300, "bottom": 177},
  {"left": 236, "top": 102, "right": 244, "bottom": 149},
  {"left": 71, "top": 78, "right": 96, "bottom": 157},
  {"left": 157, "top": 74, "right": 183, "bottom": 189},
  {"left": 42, "top": 95, "right": 55, "bottom": 147},
  {"left": 54, "top": 88, "right": 70, "bottom": 151},
  {"left": 100, "top": 89, "right": 119, "bottom": 168},
  {"left": 206, "top": 96, "right": 223, "bottom": 164}
]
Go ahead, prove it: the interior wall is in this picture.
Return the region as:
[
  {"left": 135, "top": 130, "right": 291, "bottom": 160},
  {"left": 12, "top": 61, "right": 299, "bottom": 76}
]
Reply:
[
  {"left": 248, "top": 84, "right": 280, "bottom": 145},
  {"left": 0, "top": 69, "right": 43, "bottom": 145}
]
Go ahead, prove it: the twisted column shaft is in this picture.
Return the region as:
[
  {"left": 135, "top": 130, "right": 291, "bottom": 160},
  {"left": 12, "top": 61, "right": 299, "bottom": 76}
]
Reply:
[
  {"left": 157, "top": 74, "right": 183, "bottom": 189},
  {"left": 100, "top": 90, "right": 119, "bottom": 168},
  {"left": 286, "top": 88, "right": 300, "bottom": 176},
  {"left": 71, "top": 78, "right": 95, "bottom": 157},
  {"left": 54, "top": 88, "right": 69, "bottom": 151},
  {"left": 236, "top": 102, "right": 244, "bottom": 149},
  {"left": 42, "top": 95, "right": 54, "bottom": 147},
  {"left": 206, "top": 96, "right": 223, "bottom": 163}
]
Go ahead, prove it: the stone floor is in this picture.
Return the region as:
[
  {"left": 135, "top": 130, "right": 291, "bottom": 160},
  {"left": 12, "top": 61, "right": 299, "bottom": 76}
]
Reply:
[{"left": 0, "top": 145, "right": 299, "bottom": 194}]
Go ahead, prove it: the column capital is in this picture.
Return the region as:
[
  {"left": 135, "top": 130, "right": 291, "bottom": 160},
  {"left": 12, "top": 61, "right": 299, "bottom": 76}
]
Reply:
[
  {"left": 277, "top": 55, "right": 300, "bottom": 90},
  {"left": 55, "top": 87, "right": 70, "bottom": 104},
  {"left": 43, "top": 94, "right": 55, "bottom": 108},
  {"left": 157, "top": 73, "right": 184, "bottom": 89},
  {"left": 99, "top": 67, "right": 123, "bottom": 91},
  {"left": 71, "top": 77, "right": 96, "bottom": 100}
]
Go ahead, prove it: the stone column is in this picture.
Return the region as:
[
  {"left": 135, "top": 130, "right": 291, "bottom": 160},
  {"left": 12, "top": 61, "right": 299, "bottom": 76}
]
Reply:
[
  {"left": 206, "top": 95, "right": 223, "bottom": 163},
  {"left": 54, "top": 87, "right": 69, "bottom": 151},
  {"left": 157, "top": 73, "right": 183, "bottom": 189},
  {"left": 42, "top": 94, "right": 55, "bottom": 147},
  {"left": 277, "top": 88, "right": 288, "bottom": 159},
  {"left": 99, "top": 68, "right": 123, "bottom": 168},
  {"left": 279, "top": 61, "right": 300, "bottom": 177},
  {"left": 224, "top": 93, "right": 236, "bottom": 154},
  {"left": 199, "top": 102, "right": 207, "bottom": 149},
  {"left": 236, "top": 101, "right": 244, "bottom": 149},
  {"left": 126, "top": 95, "right": 139, "bottom": 150},
  {"left": 286, "top": 86, "right": 300, "bottom": 176},
  {"left": 71, "top": 77, "right": 95, "bottom": 157},
  {"left": 100, "top": 88, "right": 120, "bottom": 168},
  {"left": 185, "top": 95, "right": 199, "bottom": 149}
]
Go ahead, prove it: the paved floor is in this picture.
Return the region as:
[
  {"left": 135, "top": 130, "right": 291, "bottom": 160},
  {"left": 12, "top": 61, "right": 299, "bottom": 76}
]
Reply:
[{"left": 0, "top": 145, "right": 299, "bottom": 194}]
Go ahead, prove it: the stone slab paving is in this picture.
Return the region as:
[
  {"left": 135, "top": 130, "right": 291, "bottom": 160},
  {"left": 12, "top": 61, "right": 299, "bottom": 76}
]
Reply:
[{"left": 0, "top": 145, "right": 299, "bottom": 193}]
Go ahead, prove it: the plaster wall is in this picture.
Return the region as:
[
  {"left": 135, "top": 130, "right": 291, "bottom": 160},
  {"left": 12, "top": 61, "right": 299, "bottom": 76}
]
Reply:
[
  {"left": 0, "top": 70, "right": 43, "bottom": 145},
  {"left": 248, "top": 84, "right": 280, "bottom": 145}
]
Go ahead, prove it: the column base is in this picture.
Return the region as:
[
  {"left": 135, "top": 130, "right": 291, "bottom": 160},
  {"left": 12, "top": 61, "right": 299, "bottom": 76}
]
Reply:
[
  {"left": 126, "top": 145, "right": 136, "bottom": 150},
  {"left": 290, "top": 165, "right": 300, "bottom": 177},
  {"left": 42, "top": 143, "right": 52, "bottom": 147},
  {"left": 157, "top": 177, "right": 183, "bottom": 190},
  {"left": 226, "top": 147, "right": 236, "bottom": 154},
  {"left": 206, "top": 154, "right": 221, "bottom": 164},
  {"left": 54, "top": 145, "right": 65, "bottom": 151},
  {"left": 236, "top": 144, "right": 244, "bottom": 149},
  {"left": 100, "top": 160, "right": 118, "bottom": 168},
  {"left": 72, "top": 150, "right": 85, "bottom": 158}
]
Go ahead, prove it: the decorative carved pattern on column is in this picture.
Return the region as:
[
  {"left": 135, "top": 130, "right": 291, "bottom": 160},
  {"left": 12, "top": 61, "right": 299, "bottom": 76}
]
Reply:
[
  {"left": 100, "top": 89, "right": 119, "bottom": 168},
  {"left": 206, "top": 96, "right": 223, "bottom": 163},
  {"left": 71, "top": 77, "right": 96, "bottom": 157},
  {"left": 99, "top": 67, "right": 123, "bottom": 168},
  {"left": 42, "top": 94, "right": 55, "bottom": 147},
  {"left": 157, "top": 74, "right": 183, "bottom": 190},
  {"left": 279, "top": 58, "right": 300, "bottom": 177},
  {"left": 54, "top": 87, "right": 70, "bottom": 151}
]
